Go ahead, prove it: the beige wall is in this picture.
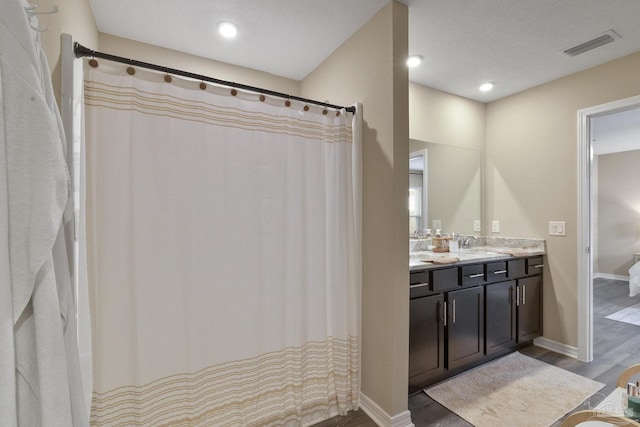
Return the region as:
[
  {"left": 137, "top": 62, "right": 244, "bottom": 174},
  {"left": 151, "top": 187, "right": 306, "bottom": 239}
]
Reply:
[
  {"left": 409, "top": 82, "right": 485, "bottom": 152},
  {"left": 35, "top": 0, "right": 99, "bottom": 103},
  {"left": 99, "top": 34, "right": 300, "bottom": 96},
  {"left": 486, "top": 51, "right": 640, "bottom": 347},
  {"left": 302, "top": 1, "right": 410, "bottom": 418},
  {"left": 596, "top": 150, "right": 640, "bottom": 276}
]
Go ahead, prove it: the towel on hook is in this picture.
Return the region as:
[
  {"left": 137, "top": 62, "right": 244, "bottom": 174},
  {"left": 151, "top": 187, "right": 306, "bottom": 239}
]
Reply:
[{"left": 0, "top": 0, "right": 87, "bottom": 425}]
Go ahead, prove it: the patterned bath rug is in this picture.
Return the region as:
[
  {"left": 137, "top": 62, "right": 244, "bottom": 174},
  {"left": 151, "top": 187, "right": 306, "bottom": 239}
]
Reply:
[{"left": 425, "top": 352, "right": 605, "bottom": 427}]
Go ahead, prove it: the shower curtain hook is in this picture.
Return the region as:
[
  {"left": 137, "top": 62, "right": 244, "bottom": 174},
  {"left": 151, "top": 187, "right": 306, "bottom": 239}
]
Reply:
[
  {"left": 27, "top": 4, "right": 59, "bottom": 14},
  {"left": 24, "top": 4, "right": 58, "bottom": 32}
]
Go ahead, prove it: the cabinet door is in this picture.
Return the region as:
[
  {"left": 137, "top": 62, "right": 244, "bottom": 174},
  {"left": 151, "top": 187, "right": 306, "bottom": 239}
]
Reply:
[
  {"left": 518, "top": 276, "right": 542, "bottom": 342},
  {"left": 485, "top": 281, "right": 517, "bottom": 354},
  {"left": 447, "top": 286, "right": 484, "bottom": 370},
  {"left": 409, "top": 294, "right": 445, "bottom": 392}
]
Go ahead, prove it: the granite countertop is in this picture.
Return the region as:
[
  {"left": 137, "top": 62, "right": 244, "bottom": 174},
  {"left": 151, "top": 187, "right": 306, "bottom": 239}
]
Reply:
[{"left": 409, "top": 236, "right": 546, "bottom": 271}]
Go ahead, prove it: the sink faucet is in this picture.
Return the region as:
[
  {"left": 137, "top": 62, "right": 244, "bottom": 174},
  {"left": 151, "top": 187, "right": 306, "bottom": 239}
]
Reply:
[{"left": 462, "top": 236, "right": 477, "bottom": 248}]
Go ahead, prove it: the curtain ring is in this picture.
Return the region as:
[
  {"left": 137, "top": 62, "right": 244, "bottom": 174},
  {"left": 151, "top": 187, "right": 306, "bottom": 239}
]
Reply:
[
  {"left": 126, "top": 59, "right": 135, "bottom": 75},
  {"left": 88, "top": 57, "right": 99, "bottom": 68},
  {"left": 199, "top": 82, "right": 207, "bottom": 90},
  {"left": 164, "top": 74, "right": 172, "bottom": 83},
  {"left": 322, "top": 109, "right": 328, "bottom": 115},
  {"left": 285, "top": 100, "right": 291, "bottom": 107},
  {"left": 231, "top": 88, "right": 238, "bottom": 96},
  {"left": 259, "top": 95, "right": 266, "bottom": 102},
  {"left": 303, "top": 105, "right": 309, "bottom": 112}
]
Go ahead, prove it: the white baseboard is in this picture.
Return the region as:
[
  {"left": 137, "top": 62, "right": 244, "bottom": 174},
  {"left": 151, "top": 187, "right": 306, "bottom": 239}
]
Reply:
[
  {"left": 359, "top": 392, "right": 415, "bottom": 427},
  {"left": 533, "top": 336, "right": 578, "bottom": 359},
  {"left": 594, "top": 272, "right": 629, "bottom": 281}
]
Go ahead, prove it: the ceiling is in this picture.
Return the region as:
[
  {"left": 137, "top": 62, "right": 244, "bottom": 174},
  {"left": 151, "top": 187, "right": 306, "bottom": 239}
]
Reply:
[
  {"left": 88, "top": 0, "right": 640, "bottom": 103},
  {"left": 88, "top": 0, "right": 640, "bottom": 151}
]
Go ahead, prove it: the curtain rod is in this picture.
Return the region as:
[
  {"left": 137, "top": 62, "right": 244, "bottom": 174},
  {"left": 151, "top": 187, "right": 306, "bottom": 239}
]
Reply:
[{"left": 74, "top": 43, "right": 356, "bottom": 114}]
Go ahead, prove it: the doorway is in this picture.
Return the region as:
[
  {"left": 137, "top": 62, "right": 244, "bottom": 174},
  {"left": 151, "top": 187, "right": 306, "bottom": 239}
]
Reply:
[{"left": 577, "top": 94, "right": 640, "bottom": 362}]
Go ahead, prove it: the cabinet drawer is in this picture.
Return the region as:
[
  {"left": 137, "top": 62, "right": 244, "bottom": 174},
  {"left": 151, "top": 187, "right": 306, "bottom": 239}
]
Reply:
[
  {"left": 410, "top": 270, "right": 429, "bottom": 285},
  {"left": 486, "top": 261, "right": 508, "bottom": 283},
  {"left": 431, "top": 267, "right": 459, "bottom": 292},
  {"left": 410, "top": 270, "right": 431, "bottom": 298},
  {"left": 526, "top": 256, "right": 544, "bottom": 276},
  {"left": 461, "top": 264, "right": 484, "bottom": 286},
  {"left": 507, "top": 259, "right": 526, "bottom": 279}
]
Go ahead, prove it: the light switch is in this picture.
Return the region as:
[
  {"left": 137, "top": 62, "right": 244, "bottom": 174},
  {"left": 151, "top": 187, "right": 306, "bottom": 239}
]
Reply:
[
  {"left": 474, "top": 220, "right": 481, "bottom": 232},
  {"left": 549, "top": 221, "right": 566, "bottom": 236},
  {"left": 492, "top": 220, "right": 500, "bottom": 233}
]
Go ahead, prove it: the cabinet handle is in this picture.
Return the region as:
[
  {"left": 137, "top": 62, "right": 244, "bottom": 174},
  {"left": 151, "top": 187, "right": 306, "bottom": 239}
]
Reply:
[
  {"left": 493, "top": 270, "right": 507, "bottom": 275},
  {"left": 522, "top": 284, "right": 526, "bottom": 305},
  {"left": 452, "top": 299, "right": 456, "bottom": 324},
  {"left": 442, "top": 302, "right": 447, "bottom": 327},
  {"left": 409, "top": 282, "right": 429, "bottom": 289},
  {"left": 533, "top": 264, "right": 544, "bottom": 269},
  {"left": 516, "top": 286, "right": 520, "bottom": 307},
  {"left": 467, "top": 273, "right": 484, "bottom": 278}
]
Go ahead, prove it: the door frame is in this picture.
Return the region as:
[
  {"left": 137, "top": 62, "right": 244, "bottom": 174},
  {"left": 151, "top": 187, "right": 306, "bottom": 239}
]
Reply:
[{"left": 577, "top": 94, "right": 640, "bottom": 362}]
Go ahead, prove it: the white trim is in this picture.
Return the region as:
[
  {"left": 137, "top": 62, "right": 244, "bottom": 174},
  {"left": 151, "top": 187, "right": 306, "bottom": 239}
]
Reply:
[
  {"left": 577, "top": 94, "right": 640, "bottom": 363},
  {"left": 533, "top": 337, "right": 578, "bottom": 359},
  {"left": 593, "top": 272, "right": 629, "bottom": 281},
  {"left": 359, "top": 392, "right": 415, "bottom": 427},
  {"left": 577, "top": 105, "right": 592, "bottom": 362},
  {"left": 409, "top": 149, "right": 428, "bottom": 233}
]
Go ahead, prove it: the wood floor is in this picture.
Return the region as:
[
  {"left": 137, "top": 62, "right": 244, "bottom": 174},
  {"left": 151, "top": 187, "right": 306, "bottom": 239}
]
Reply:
[{"left": 313, "top": 277, "right": 640, "bottom": 427}]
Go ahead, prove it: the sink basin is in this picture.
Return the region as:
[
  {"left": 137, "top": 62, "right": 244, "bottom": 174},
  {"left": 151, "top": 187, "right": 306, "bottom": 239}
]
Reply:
[
  {"left": 458, "top": 246, "right": 498, "bottom": 254},
  {"left": 456, "top": 252, "right": 499, "bottom": 260}
]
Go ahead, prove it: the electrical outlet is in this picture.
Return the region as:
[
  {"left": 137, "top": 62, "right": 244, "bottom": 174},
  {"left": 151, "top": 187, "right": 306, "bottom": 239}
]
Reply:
[
  {"left": 549, "top": 221, "right": 566, "bottom": 236},
  {"left": 492, "top": 220, "right": 500, "bottom": 233},
  {"left": 432, "top": 219, "right": 441, "bottom": 230},
  {"left": 474, "top": 220, "right": 481, "bottom": 232}
]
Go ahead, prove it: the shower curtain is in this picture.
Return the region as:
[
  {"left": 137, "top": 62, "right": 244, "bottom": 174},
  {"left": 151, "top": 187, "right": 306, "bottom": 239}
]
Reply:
[{"left": 83, "top": 63, "right": 361, "bottom": 426}]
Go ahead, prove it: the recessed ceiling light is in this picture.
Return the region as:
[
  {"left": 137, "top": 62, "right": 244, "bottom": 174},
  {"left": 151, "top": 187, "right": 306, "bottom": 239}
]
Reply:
[
  {"left": 479, "top": 82, "right": 495, "bottom": 92},
  {"left": 217, "top": 21, "right": 238, "bottom": 39},
  {"left": 406, "top": 55, "right": 423, "bottom": 68}
]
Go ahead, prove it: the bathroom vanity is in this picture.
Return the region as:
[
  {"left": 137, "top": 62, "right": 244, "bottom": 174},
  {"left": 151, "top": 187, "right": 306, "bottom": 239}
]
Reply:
[{"left": 408, "top": 245, "right": 544, "bottom": 395}]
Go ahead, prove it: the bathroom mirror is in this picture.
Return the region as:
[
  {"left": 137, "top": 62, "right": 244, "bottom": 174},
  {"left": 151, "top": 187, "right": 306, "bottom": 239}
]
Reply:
[{"left": 409, "top": 139, "right": 481, "bottom": 236}]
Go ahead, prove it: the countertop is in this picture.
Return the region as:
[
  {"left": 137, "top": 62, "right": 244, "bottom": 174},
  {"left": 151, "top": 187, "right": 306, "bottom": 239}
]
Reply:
[
  {"left": 409, "top": 246, "right": 546, "bottom": 271},
  {"left": 409, "top": 236, "right": 546, "bottom": 271}
]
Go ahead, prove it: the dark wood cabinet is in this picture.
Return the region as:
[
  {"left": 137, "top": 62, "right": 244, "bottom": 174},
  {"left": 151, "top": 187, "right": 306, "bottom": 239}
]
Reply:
[
  {"left": 485, "top": 275, "right": 543, "bottom": 353},
  {"left": 447, "top": 286, "right": 484, "bottom": 369},
  {"left": 409, "top": 254, "right": 543, "bottom": 393},
  {"left": 517, "top": 275, "right": 542, "bottom": 341},
  {"left": 409, "top": 294, "right": 445, "bottom": 392},
  {"left": 485, "top": 280, "right": 517, "bottom": 354}
]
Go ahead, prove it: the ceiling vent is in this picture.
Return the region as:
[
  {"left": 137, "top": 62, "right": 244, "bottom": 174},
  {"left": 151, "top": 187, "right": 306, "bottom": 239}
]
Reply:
[{"left": 562, "top": 30, "right": 621, "bottom": 57}]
